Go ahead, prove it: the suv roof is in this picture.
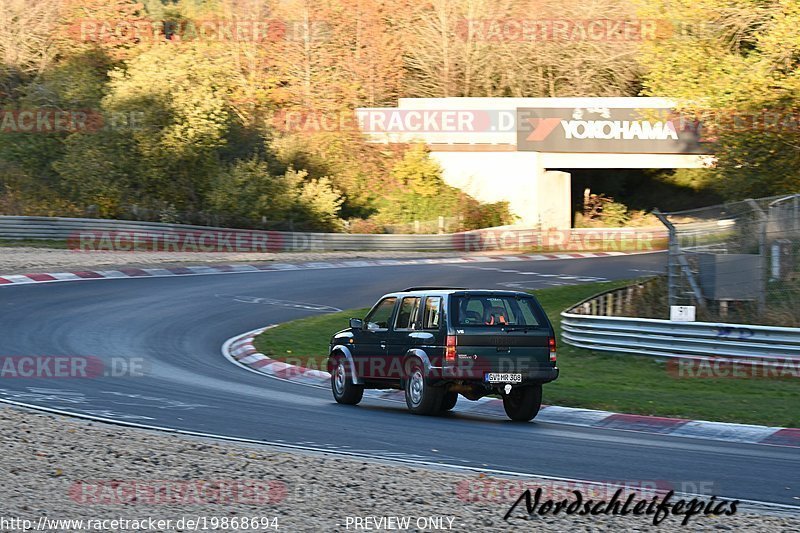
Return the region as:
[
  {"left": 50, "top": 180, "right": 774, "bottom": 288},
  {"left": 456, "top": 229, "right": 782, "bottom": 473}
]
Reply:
[
  {"left": 389, "top": 288, "right": 532, "bottom": 297},
  {"left": 402, "top": 286, "right": 467, "bottom": 292}
]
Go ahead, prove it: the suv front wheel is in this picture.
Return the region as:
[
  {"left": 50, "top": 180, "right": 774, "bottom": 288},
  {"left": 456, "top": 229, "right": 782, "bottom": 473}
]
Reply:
[
  {"left": 331, "top": 356, "right": 364, "bottom": 405},
  {"left": 405, "top": 359, "right": 443, "bottom": 415},
  {"left": 502, "top": 383, "right": 542, "bottom": 422}
]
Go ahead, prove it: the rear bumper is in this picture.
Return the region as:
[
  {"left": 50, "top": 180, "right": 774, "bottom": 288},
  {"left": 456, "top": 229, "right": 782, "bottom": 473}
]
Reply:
[
  {"left": 523, "top": 367, "right": 559, "bottom": 383},
  {"left": 435, "top": 365, "right": 559, "bottom": 384}
]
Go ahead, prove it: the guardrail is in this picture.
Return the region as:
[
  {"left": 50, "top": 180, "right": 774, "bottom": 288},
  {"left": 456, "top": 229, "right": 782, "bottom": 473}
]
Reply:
[
  {"left": 0, "top": 215, "right": 666, "bottom": 253},
  {"left": 561, "top": 283, "right": 800, "bottom": 361}
]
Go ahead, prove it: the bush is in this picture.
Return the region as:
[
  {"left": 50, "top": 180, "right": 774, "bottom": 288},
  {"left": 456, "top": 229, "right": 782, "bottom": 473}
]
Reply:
[
  {"left": 347, "top": 218, "right": 386, "bottom": 234},
  {"left": 575, "top": 193, "right": 660, "bottom": 228},
  {"left": 600, "top": 201, "right": 630, "bottom": 227},
  {"left": 372, "top": 145, "right": 515, "bottom": 231}
]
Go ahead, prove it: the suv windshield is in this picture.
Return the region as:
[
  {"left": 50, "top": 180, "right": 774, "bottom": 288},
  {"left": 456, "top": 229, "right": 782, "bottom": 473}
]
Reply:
[{"left": 454, "top": 295, "right": 544, "bottom": 327}]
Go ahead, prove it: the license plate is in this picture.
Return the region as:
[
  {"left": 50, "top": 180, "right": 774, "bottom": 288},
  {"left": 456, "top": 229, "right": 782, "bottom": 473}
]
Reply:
[{"left": 485, "top": 373, "right": 523, "bottom": 384}]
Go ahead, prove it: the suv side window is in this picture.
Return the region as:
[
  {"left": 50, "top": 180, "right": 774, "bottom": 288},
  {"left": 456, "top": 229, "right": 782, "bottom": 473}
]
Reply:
[
  {"left": 365, "top": 297, "right": 397, "bottom": 331},
  {"left": 395, "top": 297, "right": 421, "bottom": 330},
  {"left": 422, "top": 297, "right": 442, "bottom": 330}
]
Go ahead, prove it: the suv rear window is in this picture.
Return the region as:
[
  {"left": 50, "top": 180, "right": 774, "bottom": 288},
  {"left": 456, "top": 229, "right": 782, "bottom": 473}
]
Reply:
[{"left": 454, "top": 295, "right": 544, "bottom": 327}]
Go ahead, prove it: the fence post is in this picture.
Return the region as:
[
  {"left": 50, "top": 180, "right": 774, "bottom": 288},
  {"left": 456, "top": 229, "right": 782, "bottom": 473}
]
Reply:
[
  {"left": 654, "top": 208, "right": 707, "bottom": 312},
  {"left": 795, "top": 195, "right": 799, "bottom": 233},
  {"left": 745, "top": 199, "right": 767, "bottom": 315},
  {"left": 626, "top": 285, "right": 633, "bottom": 313},
  {"left": 653, "top": 209, "right": 677, "bottom": 308}
]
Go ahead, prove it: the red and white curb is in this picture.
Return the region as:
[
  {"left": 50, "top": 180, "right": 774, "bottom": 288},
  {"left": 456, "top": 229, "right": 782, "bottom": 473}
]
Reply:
[
  {"left": 223, "top": 328, "right": 800, "bottom": 449},
  {"left": 0, "top": 251, "right": 642, "bottom": 287}
]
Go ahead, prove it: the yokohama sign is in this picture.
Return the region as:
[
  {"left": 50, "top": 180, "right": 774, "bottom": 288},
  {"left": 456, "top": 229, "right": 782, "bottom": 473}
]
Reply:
[{"left": 516, "top": 107, "right": 707, "bottom": 153}]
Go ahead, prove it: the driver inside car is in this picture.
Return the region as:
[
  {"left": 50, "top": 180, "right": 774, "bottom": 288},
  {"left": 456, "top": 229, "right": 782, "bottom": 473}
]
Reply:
[{"left": 484, "top": 305, "right": 508, "bottom": 325}]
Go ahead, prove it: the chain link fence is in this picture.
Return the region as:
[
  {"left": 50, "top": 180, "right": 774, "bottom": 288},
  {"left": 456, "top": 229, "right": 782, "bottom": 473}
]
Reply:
[
  {"left": 379, "top": 216, "right": 464, "bottom": 234},
  {"left": 654, "top": 194, "right": 800, "bottom": 327}
]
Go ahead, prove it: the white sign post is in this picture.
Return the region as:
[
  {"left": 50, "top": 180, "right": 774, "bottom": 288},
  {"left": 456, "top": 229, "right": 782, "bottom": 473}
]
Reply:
[{"left": 670, "top": 305, "right": 696, "bottom": 322}]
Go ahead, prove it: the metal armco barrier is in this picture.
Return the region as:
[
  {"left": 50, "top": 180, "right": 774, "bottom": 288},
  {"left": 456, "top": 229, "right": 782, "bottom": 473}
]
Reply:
[
  {"left": 0, "top": 216, "right": 666, "bottom": 253},
  {"left": 561, "top": 288, "right": 800, "bottom": 361}
]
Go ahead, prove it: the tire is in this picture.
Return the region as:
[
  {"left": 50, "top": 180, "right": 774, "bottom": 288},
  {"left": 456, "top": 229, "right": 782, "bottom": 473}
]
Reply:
[
  {"left": 502, "top": 384, "right": 542, "bottom": 422},
  {"left": 405, "top": 359, "right": 443, "bottom": 415},
  {"left": 440, "top": 391, "right": 458, "bottom": 412},
  {"left": 331, "top": 356, "right": 364, "bottom": 405}
]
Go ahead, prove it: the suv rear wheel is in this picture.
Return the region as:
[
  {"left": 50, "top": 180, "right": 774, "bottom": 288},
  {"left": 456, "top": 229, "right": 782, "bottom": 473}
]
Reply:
[
  {"left": 331, "top": 356, "right": 364, "bottom": 405},
  {"left": 405, "top": 359, "right": 443, "bottom": 415},
  {"left": 502, "top": 384, "right": 542, "bottom": 422},
  {"left": 440, "top": 391, "right": 458, "bottom": 412}
]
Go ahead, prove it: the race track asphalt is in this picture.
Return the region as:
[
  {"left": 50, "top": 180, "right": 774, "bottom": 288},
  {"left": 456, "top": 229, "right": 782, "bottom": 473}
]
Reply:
[{"left": 0, "top": 252, "right": 797, "bottom": 507}]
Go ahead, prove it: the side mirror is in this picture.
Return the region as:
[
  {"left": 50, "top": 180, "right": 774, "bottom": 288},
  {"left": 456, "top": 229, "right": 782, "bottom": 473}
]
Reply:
[{"left": 349, "top": 318, "right": 363, "bottom": 330}]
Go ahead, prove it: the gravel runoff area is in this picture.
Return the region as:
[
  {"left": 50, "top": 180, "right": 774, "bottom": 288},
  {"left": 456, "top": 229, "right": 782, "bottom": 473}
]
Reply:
[
  {"left": 0, "top": 247, "right": 473, "bottom": 276},
  {"left": 0, "top": 406, "right": 796, "bottom": 532}
]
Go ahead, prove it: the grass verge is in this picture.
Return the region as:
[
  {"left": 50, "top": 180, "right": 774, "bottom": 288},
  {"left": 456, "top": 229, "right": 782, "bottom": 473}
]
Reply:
[
  {"left": 0, "top": 239, "right": 70, "bottom": 249},
  {"left": 253, "top": 281, "right": 799, "bottom": 427}
]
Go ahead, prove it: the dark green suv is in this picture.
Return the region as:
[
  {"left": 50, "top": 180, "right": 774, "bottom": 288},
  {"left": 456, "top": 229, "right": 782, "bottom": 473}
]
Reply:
[{"left": 327, "top": 287, "right": 559, "bottom": 421}]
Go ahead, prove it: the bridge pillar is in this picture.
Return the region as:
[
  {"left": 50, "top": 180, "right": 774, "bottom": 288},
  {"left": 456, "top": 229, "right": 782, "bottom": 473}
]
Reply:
[{"left": 430, "top": 151, "right": 571, "bottom": 229}]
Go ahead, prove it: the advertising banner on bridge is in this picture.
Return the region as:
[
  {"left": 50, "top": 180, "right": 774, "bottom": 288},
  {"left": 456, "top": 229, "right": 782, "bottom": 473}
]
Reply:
[{"left": 516, "top": 107, "right": 707, "bottom": 154}]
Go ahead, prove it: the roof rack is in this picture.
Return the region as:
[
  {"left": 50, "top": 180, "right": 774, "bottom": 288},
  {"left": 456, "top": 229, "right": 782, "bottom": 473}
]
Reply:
[{"left": 402, "top": 286, "right": 468, "bottom": 292}]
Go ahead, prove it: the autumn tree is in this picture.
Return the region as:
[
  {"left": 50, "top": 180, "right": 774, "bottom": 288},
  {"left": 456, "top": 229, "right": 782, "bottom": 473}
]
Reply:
[
  {"left": 638, "top": 0, "right": 800, "bottom": 198},
  {"left": 401, "top": 0, "right": 642, "bottom": 97},
  {"left": 0, "top": 0, "right": 61, "bottom": 99}
]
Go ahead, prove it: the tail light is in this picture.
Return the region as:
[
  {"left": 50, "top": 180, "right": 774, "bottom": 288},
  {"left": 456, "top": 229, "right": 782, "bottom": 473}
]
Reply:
[
  {"left": 548, "top": 336, "right": 557, "bottom": 362},
  {"left": 445, "top": 335, "right": 457, "bottom": 364}
]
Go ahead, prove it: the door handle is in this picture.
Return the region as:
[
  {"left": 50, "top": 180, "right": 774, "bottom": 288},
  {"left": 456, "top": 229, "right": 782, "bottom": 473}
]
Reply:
[{"left": 380, "top": 341, "right": 386, "bottom": 348}]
